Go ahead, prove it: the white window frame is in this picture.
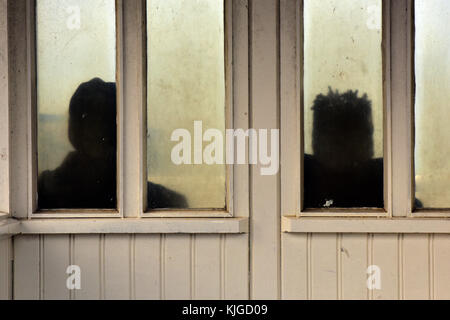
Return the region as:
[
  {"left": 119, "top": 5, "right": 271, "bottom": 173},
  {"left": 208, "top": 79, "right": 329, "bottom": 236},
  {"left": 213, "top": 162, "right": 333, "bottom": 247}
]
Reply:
[
  {"left": 5, "top": 0, "right": 248, "bottom": 234},
  {"left": 282, "top": 0, "right": 450, "bottom": 231},
  {"left": 281, "top": 0, "right": 391, "bottom": 218},
  {"left": 142, "top": 0, "right": 235, "bottom": 218},
  {"left": 0, "top": 0, "right": 9, "bottom": 221}
]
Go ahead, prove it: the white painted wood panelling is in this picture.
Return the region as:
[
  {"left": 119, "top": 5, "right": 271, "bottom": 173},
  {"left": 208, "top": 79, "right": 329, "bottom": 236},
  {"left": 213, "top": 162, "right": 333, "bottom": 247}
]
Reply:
[
  {"left": 104, "top": 235, "right": 132, "bottom": 300},
  {"left": 133, "top": 234, "right": 161, "bottom": 300},
  {"left": 193, "top": 235, "right": 222, "bottom": 300},
  {"left": 42, "top": 235, "right": 70, "bottom": 300},
  {"left": 402, "top": 235, "right": 430, "bottom": 300},
  {"left": 14, "top": 235, "right": 41, "bottom": 300},
  {"left": 310, "top": 234, "right": 338, "bottom": 300},
  {"left": 0, "top": 237, "right": 12, "bottom": 300},
  {"left": 250, "top": 0, "right": 281, "bottom": 300},
  {"left": 13, "top": 234, "right": 249, "bottom": 300},
  {"left": 340, "top": 234, "right": 369, "bottom": 300},
  {"left": 73, "top": 235, "right": 102, "bottom": 300},
  {"left": 281, "top": 233, "right": 308, "bottom": 300},
  {"left": 372, "top": 234, "right": 400, "bottom": 300},
  {"left": 281, "top": 233, "right": 450, "bottom": 300},
  {"left": 434, "top": 235, "right": 450, "bottom": 300},
  {"left": 13, "top": 232, "right": 449, "bottom": 300}
]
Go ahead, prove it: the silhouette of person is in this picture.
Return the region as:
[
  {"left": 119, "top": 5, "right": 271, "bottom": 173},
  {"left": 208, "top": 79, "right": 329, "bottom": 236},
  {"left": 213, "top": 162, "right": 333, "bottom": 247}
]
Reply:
[
  {"left": 304, "top": 88, "right": 384, "bottom": 208},
  {"left": 38, "top": 78, "right": 188, "bottom": 210}
]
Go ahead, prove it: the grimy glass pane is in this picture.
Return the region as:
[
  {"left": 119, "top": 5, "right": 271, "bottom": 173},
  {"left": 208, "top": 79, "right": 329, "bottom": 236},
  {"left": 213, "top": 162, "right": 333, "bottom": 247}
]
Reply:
[
  {"left": 37, "top": 0, "right": 117, "bottom": 209},
  {"left": 146, "top": 0, "right": 226, "bottom": 210},
  {"left": 303, "top": 0, "right": 384, "bottom": 209},
  {"left": 415, "top": 0, "right": 450, "bottom": 209}
]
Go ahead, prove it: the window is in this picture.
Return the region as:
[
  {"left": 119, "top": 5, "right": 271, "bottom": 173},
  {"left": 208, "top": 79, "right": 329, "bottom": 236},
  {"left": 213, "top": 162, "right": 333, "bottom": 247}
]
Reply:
[
  {"left": 146, "top": 0, "right": 227, "bottom": 211},
  {"left": 278, "top": 0, "right": 450, "bottom": 234},
  {"left": 414, "top": 0, "right": 450, "bottom": 210},
  {"left": 6, "top": 0, "right": 236, "bottom": 219},
  {"left": 281, "top": 0, "right": 412, "bottom": 218},
  {"left": 36, "top": 0, "right": 117, "bottom": 211},
  {"left": 302, "top": 0, "right": 384, "bottom": 211},
  {"left": 6, "top": 0, "right": 449, "bottom": 224},
  {"left": 281, "top": 0, "right": 450, "bottom": 218}
]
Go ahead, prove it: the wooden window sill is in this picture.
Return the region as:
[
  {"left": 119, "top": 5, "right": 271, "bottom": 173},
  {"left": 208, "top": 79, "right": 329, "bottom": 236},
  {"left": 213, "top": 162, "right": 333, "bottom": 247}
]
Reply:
[
  {"left": 17, "top": 217, "right": 249, "bottom": 234},
  {"left": 282, "top": 216, "right": 450, "bottom": 234}
]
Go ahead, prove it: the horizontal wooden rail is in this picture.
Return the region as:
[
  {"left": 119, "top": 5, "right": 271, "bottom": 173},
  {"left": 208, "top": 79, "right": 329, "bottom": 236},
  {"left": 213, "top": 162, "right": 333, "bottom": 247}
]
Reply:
[
  {"left": 283, "top": 216, "right": 450, "bottom": 234},
  {"left": 15, "top": 218, "right": 249, "bottom": 234}
]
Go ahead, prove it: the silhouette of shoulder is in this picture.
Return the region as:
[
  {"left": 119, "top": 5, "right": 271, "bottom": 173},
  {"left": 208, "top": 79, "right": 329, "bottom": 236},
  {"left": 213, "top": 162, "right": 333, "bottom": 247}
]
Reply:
[
  {"left": 304, "top": 154, "right": 383, "bottom": 208},
  {"left": 147, "top": 182, "right": 188, "bottom": 210},
  {"left": 38, "top": 151, "right": 116, "bottom": 209}
]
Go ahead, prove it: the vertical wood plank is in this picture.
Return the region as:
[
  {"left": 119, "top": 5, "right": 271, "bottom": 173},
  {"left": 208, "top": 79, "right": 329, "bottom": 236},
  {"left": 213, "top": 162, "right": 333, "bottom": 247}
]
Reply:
[
  {"left": 341, "top": 234, "right": 368, "bottom": 300},
  {"left": 0, "top": 238, "right": 7, "bottom": 299},
  {"left": 42, "top": 235, "right": 70, "bottom": 300},
  {"left": 104, "top": 235, "right": 131, "bottom": 300},
  {"left": 134, "top": 234, "right": 161, "bottom": 300},
  {"left": 250, "top": 0, "right": 281, "bottom": 300},
  {"left": 0, "top": 237, "right": 12, "bottom": 299},
  {"left": 372, "top": 234, "right": 399, "bottom": 300},
  {"left": 224, "top": 234, "right": 249, "bottom": 300},
  {"left": 164, "top": 234, "right": 191, "bottom": 300},
  {"left": 14, "top": 235, "right": 41, "bottom": 300},
  {"left": 310, "top": 234, "right": 337, "bottom": 300},
  {"left": 73, "top": 235, "right": 101, "bottom": 300},
  {"left": 194, "top": 235, "right": 221, "bottom": 300},
  {"left": 281, "top": 233, "right": 307, "bottom": 300},
  {"left": 434, "top": 235, "right": 450, "bottom": 300},
  {"left": 402, "top": 234, "right": 430, "bottom": 300}
]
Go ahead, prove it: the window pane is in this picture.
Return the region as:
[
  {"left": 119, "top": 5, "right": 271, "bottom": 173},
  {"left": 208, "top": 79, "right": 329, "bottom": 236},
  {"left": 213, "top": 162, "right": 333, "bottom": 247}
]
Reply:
[
  {"left": 37, "top": 0, "right": 117, "bottom": 209},
  {"left": 146, "top": 0, "right": 226, "bottom": 210},
  {"left": 415, "top": 0, "right": 450, "bottom": 209},
  {"left": 303, "top": 0, "right": 384, "bottom": 209}
]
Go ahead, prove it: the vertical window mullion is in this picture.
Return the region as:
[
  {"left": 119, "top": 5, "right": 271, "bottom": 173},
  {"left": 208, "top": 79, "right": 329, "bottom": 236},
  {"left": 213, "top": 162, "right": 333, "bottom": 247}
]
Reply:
[
  {"left": 281, "top": 0, "right": 302, "bottom": 217},
  {"left": 390, "top": 0, "right": 413, "bottom": 217},
  {"left": 120, "top": 0, "right": 146, "bottom": 218}
]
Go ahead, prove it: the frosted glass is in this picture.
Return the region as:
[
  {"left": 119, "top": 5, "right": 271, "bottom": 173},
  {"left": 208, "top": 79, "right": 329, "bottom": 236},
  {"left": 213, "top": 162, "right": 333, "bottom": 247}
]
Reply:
[
  {"left": 147, "top": 0, "right": 226, "bottom": 210},
  {"left": 37, "top": 0, "right": 116, "bottom": 209},
  {"left": 303, "top": 0, "right": 384, "bottom": 208},
  {"left": 415, "top": 0, "right": 450, "bottom": 208}
]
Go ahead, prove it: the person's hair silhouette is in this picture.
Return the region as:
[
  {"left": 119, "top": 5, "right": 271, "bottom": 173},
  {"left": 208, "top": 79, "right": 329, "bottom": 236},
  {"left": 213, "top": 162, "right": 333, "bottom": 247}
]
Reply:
[
  {"left": 304, "top": 88, "right": 384, "bottom": 208},
  {"left": 38, "top": 78, "right": 187, "bottom": 210}
]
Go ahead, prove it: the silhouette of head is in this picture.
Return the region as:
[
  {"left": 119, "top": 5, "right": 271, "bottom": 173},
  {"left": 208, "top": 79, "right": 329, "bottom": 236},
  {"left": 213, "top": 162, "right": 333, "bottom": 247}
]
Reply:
[
  {"left": 68, "top": 78, "right": 116, "bottom": 160},
  {"left": 311, "top": 88, "right": 374, "bottom": 170}
]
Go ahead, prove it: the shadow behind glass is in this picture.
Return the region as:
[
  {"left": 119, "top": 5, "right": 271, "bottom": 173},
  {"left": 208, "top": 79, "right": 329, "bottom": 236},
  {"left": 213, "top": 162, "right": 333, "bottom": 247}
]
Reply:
[
  {"left": 38, "top": 78, "right": 188, "bottom": 210},
  {"left": 304, "top": 88, "right": 384, "bottom": 209}
]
